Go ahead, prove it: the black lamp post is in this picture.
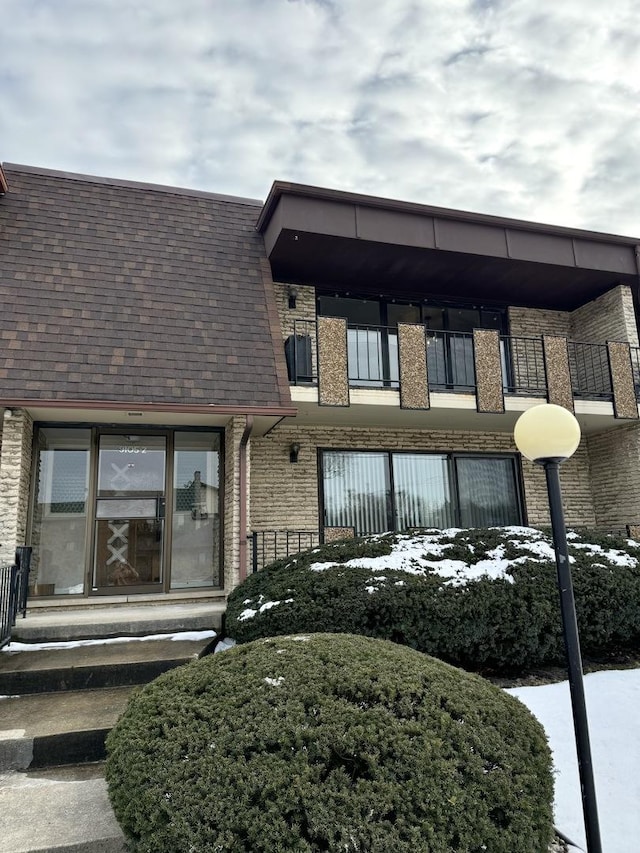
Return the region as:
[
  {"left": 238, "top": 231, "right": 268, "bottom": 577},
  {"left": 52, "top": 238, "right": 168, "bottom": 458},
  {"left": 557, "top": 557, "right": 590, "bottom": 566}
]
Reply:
[{"left": 514, "top": 403, "right": 602, "bottom": 853}]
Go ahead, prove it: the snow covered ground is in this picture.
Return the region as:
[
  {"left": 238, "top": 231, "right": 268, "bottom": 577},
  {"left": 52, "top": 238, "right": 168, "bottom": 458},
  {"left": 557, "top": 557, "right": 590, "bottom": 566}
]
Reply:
[{"left": 508, "top": 668, "right": 640, "bottom": 853}]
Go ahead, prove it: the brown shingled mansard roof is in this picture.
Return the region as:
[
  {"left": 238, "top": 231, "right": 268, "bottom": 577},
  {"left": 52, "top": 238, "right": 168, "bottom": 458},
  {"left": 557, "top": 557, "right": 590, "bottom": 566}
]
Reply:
[{"left": 0, "top": 164, "right": 292, "bottom": 412}]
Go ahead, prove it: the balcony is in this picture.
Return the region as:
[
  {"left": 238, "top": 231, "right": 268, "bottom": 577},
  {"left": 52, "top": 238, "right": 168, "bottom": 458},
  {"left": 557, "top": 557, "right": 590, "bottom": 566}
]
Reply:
[{"left": 284, "top": 320, "right": 640, "bottom": 426}]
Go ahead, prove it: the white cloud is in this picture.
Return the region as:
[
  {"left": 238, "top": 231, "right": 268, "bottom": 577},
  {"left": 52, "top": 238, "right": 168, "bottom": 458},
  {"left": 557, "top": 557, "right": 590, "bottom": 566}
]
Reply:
[{"left": 0, "top": 0, "right": 639, "bottom": 234}]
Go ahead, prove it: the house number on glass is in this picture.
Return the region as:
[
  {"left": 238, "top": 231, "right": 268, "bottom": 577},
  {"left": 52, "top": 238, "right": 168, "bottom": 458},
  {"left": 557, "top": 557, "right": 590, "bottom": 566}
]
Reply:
[{"left": 118, "top": 446, "right": 147, "bottom": 454}]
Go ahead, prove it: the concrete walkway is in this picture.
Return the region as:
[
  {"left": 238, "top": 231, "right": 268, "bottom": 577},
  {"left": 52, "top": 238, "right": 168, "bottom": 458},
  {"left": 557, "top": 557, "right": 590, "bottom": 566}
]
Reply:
[{"left": 0, "top": 764, "right": 125, "bottom": 853}]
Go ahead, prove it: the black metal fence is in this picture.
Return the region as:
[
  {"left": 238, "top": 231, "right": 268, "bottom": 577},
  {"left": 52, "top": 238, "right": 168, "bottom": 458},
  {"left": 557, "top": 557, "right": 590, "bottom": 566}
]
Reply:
[
  {"left": 285, "top": 320, "right": 317, "bottom": 384},
  {"left": 0, "top": 546, "right": 32, "bottom": 649},
  {"left": 426, "top": 330, "right": 476, "bottom": 391},
  {"left": 502, "top": 335, "right": 547, "bottom": 396},
  {"left": 249, "top": 530, "right": 320, "bottom": 573},
  {"left": 568, "top": 341, "right": 612, "bottom": 399},
  {"left": 284, "top": 320, "right": 636, "bottom": 403},
  {"left": 630, "top": 346, "right": 640, "bottom": 401}
]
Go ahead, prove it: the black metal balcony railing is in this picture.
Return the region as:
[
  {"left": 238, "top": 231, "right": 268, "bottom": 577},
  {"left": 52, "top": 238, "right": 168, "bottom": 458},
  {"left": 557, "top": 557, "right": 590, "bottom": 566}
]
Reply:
[
  {"left": 348, "top": 324, "right": 399, "bottom": 388},
  {"left": 249, "top": 530, "right": 320, "bottom": 573},
  {"left": 426, "top": 330, "right": 476, "bottom": 391},
  {"left": 1, "top": 546, "right": 32, "bottom": 649},
  {"left": 284, "top": 320, "right": 640, "bottom": 403},
  {"left": 501, "top": 335, "right": 547, "bottom": 396},
  {"left": 631, "top": 347, "right": 640, "bottom": 401},
  {"left": 568, "top": 341, "right": 612, "bottom": 399},
  {"left": 285, "top": 320, "right": 317, "bottom": 384}
]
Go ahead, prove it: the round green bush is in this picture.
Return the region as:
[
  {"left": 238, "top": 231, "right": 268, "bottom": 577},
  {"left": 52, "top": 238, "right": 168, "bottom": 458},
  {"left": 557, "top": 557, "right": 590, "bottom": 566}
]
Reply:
[
  {"left": 226, "top": 527, "right": 640, "bottom": 673},
  {"left": 106, "top": 633, "right": 554, "bottom": 853}
]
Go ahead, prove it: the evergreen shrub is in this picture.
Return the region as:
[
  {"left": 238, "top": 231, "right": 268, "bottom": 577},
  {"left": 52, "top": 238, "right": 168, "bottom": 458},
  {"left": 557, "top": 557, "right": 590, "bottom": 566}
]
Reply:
[
  {"left": 226, "top": 527, "right": 640, "bottom": 672},
  {"left": 106, "top": 633, "right": 554, "bottom": 853}
]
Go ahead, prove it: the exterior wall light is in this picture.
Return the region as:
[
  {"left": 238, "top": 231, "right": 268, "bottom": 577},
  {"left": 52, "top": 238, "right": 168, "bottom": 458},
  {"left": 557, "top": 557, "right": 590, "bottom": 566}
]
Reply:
[
  {"left": 514, "top": 403, "right": 602, "bottom": 853},
  {"left": 289, "top": 442, "right": 300, "bottom": 463},
  {"left": 3, "top": 408, "right": 14, "bottom": 420},
  {"left": 288, "top": 287, "right": 298, "bottom": 310}
]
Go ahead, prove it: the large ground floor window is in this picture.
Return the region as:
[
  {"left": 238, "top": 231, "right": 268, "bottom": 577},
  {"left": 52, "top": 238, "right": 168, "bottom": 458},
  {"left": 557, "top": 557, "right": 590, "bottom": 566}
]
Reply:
[
  {"left": 321, "top": 450, "right": 522, "bottom": 536},
  {"left": 29, "top": 426, "right": 222, "bottom": 596}
]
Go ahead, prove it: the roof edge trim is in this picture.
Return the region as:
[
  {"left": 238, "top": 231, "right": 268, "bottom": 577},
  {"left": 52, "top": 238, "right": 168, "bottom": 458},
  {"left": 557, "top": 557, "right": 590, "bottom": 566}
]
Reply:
[
  {"left": 257, "top": 180, "right": 640, "bottom": 245},
  {"left": 0, "top": 164, "right": 8, "bottom": 194},
  {"left": 0, "top": 399, "right": 297, "bottom": 416}
]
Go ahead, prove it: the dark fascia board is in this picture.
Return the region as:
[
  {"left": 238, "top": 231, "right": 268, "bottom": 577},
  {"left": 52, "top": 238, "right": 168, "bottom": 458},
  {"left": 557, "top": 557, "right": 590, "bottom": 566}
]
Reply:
[
  {"left": 257, "top": 180, "right": 640, "bottom": 247},
  {"left": 0, "top": 164, "right": 8, "bottom": 194},
  {"left": 2, "top": 162, "right": 263, "bottom": 207}
]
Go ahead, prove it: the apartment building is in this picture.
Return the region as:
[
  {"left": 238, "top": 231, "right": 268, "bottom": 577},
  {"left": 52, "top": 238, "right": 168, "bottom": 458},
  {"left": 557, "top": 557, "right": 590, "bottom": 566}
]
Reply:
[{"left": 1, "top": 164, "right": 639, "bottom": 602}]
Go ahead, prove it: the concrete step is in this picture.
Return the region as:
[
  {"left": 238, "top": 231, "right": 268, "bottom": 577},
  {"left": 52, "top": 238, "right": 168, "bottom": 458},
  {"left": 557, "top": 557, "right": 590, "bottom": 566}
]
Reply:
[
  {"left": 12, "top": 601, "right": 225, "bottom": 643},
  {"left": 0, "top": 685, "right": 136, "bottom": 771},
  {"left": 0, "top": 635, "right": 214, "bottom": 694},
  {"left": 0, "top": 763, "right": 126, "bottom": 853}
]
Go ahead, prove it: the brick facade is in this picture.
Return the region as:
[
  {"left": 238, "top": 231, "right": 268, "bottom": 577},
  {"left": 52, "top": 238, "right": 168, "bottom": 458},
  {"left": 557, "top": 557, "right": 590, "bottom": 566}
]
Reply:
[
  {"left": 508, "top": 306, "right": 570, "bottom": 339},
  {"left": 223, "top": 416, "right": 250, "bottom": 590},
  {"left": 571, "top": 285, "right": 639, "bottom": 345},
  {"left": 587, "top": 423, "right": 640, "bottom": 530},
  {"left": 250, "top": 424, "right": 596, "bottom": 533},
  {"left": 0, "top": 408, "right": 33, "bottom": 563},
  {"left": 509, "top": 285, "right": 638, "bottom": 346},
  {"left": 273, "top": 282, "right": 316, "bottom": 338}
]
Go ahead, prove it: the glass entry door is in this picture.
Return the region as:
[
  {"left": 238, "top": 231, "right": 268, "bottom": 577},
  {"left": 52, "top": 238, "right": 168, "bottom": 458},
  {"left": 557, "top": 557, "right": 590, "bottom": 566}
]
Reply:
[{"left": 92, "top": 434, "right": 167, "bottom": 592}]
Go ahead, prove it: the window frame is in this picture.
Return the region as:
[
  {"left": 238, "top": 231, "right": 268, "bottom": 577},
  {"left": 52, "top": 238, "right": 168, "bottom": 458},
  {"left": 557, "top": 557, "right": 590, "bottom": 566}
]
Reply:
[{"left": 318, "top": 448, "right": 525, "bottom": 536}]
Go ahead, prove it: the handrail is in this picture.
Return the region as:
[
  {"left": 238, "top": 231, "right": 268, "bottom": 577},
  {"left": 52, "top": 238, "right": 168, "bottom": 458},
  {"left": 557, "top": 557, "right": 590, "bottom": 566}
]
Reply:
[{"left": 0, "top": 546, "right": 32, "bottom": 649}]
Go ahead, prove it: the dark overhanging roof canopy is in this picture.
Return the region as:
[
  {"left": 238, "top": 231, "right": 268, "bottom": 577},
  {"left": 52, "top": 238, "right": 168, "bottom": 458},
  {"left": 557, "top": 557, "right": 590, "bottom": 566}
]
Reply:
[{"left": 257, "top": 182, "right": 640, "bottom": 311}]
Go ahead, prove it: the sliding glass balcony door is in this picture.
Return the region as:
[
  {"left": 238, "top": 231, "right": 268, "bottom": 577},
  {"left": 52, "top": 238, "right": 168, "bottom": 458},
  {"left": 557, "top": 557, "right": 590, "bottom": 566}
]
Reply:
[{"left": 318, "top": 296, "right": 508, "bottom": 392}]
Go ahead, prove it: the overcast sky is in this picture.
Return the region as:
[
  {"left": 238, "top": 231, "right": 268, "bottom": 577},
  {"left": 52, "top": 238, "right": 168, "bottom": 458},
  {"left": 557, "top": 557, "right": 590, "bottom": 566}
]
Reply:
[{"left": 1, "top": 0, "right": 639, "bottom": 235}]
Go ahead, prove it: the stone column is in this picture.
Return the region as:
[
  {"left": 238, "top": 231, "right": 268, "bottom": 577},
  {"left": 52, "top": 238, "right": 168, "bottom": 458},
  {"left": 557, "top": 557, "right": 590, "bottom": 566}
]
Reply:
[
  {"left": 398, "top": 323, "right": 429, "bottom": 409},
  {"left": 223, "top": 415, "right": 251, "bottom": 592},
  {"left": 543, "top": 335, "right": 574, "bottom": 412},
  {"left": 0, "top": 409, "right": 34, "bottom": 563},
  {"left": 473, "top": 329, "right": 504, "bottom": 413},
  {"left": 317, "top": 316, "right": 349, "bottom": 406}
]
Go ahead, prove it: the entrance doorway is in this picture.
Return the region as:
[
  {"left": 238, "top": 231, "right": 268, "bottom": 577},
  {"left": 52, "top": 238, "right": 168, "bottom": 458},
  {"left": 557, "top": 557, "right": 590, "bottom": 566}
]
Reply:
[
  {"left": 29, "top": 426, "right": 222, "bottom": 597},
  {"left": 93, "top": 434, "right": 166, "bottom": 592}
]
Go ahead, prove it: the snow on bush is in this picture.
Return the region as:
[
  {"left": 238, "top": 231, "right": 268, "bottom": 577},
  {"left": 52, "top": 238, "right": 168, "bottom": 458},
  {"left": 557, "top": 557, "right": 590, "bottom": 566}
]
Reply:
[{"left": 226, "top": 527, "right": 640, "bottom": 673}]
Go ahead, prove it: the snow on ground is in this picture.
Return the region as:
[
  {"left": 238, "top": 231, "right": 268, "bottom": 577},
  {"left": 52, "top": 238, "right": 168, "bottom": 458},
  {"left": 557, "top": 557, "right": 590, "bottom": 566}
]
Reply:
[
  {"left": 1, "top": 630, "right": 216, "bottom": 653},
  {"left": 508, "top": 668, "right": 640, "bottom": 853}
]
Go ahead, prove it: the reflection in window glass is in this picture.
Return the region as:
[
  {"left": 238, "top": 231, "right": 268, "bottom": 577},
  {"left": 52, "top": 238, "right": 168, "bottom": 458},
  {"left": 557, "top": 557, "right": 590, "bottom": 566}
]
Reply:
[
  {"left": 323, "top": 451, "right": 390, "bottom": 535},
  {"left": 455, "top": 457, "right": 520, "bottom": 527},
  {"left": 31, "top": 428, "right": 91, "bottom": 595},
  {"left": 97, "top": 434, "right": 166, "bottom": 496},
  {"left": 171, "top": 432, "right": 221, "bottom": 589},
  {"left": 322, "top": 451, "right": 521, "bottom": 535},
  {"left": 393, "top": 454, "right": 454, "bottom": 529}
]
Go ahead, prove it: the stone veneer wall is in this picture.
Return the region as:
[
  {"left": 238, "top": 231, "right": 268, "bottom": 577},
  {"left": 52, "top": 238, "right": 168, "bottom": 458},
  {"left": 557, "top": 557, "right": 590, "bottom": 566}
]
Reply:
[
  {"left": 508, "top": 306, "right": 570, "bottom": 339},
  {"left": 250, "top": 425, "right": 596, "bottom": 533},
  {"left": 570, "top": 285, "right": 639, "bottom": 345},
  {"left": 587, "top": 423, "right": 640, "bottom": 530},
  {"left": 223, "top": 415, "right": 250, "bottom": 590},
  {"left": 509, "top": 285, "right": 638, "bottom": 346},
  {"left": 0, "top": 408, "right": 34, "bottom": 563},
  {"left": 273, "top": 282, "right": 316, "bottom": 338},
  {"left": 273, "top": 282, "right": 318, "bottom": 382}
]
